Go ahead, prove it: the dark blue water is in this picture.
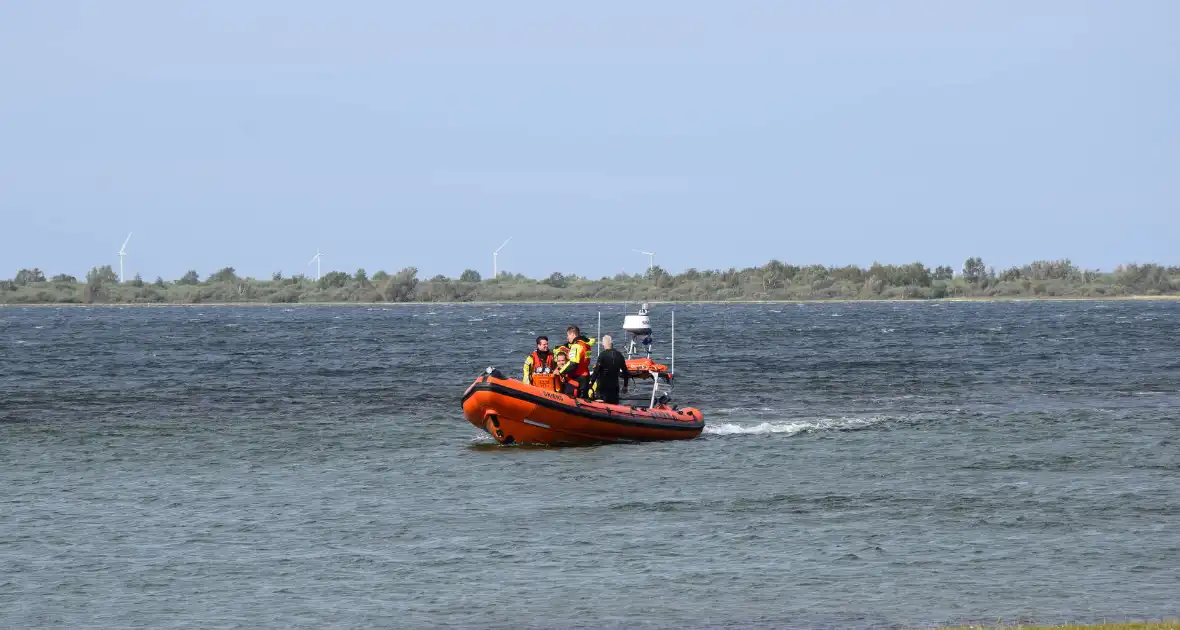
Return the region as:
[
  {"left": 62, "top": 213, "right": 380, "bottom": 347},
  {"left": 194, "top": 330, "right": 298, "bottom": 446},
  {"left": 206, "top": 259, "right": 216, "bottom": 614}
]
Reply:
[{"left": 2, "top": 301, "right": 1178, "bottom": 629}]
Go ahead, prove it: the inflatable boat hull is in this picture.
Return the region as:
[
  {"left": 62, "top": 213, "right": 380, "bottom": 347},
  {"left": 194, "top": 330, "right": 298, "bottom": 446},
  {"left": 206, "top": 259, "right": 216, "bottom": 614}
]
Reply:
[{"left": 461, "top": 372, "right": 705, "bottom": 446}]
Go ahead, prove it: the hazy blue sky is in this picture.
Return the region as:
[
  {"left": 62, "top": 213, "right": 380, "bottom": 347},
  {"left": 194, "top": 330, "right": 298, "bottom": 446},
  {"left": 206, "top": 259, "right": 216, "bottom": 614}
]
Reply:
[{"left": 2, "top": 1, "right": 1177, "bottom": 281}]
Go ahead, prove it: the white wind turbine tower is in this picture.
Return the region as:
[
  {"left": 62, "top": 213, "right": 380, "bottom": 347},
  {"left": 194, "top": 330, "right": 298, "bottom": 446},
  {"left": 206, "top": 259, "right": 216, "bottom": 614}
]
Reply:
[
  {"left": 632, "top": 249, "right": 655, "bottom": 272},
  {"left": 492, "top": 238, "right": 510, "bottom": 279},
  {"left": 308, "top": 248, "right": 322, "bottom": 281},
  {"left": 118, "top": 232, "right": 132, "bottom": 282}
]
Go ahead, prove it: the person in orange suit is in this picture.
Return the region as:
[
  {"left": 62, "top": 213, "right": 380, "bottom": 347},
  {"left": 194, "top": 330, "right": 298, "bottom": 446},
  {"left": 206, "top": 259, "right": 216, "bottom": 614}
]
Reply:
[{"left": 556, "top": 325, "right": 596, "bottom": 399}]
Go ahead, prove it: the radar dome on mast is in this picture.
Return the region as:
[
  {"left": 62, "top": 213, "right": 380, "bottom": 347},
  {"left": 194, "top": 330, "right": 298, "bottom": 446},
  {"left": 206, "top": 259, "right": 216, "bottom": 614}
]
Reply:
[
  {"left": 622, "top": 302, "right": 652, "bottom": 336},
  {"left": 622, "top": 303, "right": 656, "bottom": 360}
]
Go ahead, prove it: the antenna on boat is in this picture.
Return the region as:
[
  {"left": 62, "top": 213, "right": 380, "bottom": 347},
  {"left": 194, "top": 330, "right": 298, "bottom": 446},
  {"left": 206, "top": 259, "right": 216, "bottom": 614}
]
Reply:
[
  {"left": 671, "top": 308, "right": 675, "bottom": 377},
  {"left": 596, "top": 310, "right": 601, "bottom": 360}
]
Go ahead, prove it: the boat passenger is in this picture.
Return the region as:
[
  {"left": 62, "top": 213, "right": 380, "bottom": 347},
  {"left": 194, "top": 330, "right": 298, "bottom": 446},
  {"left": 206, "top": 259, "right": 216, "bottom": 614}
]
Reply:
[
  {"left": 553, "top": 351, "right": 578, "bottom": 397},
  {"left": 587, "top": 335, "right": 631, "bottom": 404},
  {"left": 522, "top": 335, "right": 555, "bottom": 385},
  {"left": 556, "top": 325, "right": 596, "bottom": 399}
]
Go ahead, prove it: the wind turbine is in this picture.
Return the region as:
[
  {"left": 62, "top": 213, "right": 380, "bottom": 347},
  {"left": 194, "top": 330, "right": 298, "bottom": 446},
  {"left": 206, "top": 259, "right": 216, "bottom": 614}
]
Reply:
[
  {"left": 493, "top": 238, "right": 510, "bottom": 278},
  {"left": 118, "top": 232, "right": 132, "bottom": 283},
  {"left": 632, "top": 249, "right": 655, "bottom": 272},
  {"left": 308, "top": 248, "right": 322, "bottom": 281}
]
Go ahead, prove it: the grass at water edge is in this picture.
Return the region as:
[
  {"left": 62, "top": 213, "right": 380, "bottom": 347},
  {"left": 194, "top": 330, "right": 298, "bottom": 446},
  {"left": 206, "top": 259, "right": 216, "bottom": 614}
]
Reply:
[{"left": 925, "top": 621, "right": 1179, "bottom": 630}]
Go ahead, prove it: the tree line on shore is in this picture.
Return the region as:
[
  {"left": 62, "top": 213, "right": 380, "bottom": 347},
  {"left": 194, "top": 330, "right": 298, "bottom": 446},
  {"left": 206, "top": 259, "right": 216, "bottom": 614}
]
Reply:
[{"left": 2, "top": 258, "right": 1179, "bottom": 304}]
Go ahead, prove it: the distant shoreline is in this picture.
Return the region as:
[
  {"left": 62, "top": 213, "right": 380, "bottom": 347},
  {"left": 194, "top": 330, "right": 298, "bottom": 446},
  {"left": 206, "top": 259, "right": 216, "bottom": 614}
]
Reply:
[
  {"left": 3, "top": 295, "right": 1179, "bottom": 308},
  {"left": 6, "top": 259, "right": 1176, "bottom": 306}
]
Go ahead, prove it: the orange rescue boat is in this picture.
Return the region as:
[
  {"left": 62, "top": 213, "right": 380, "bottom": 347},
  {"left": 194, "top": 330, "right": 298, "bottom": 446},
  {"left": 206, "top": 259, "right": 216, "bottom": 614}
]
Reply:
[{"left": 460, "top": 305, "right": 705, "bottom": 446}]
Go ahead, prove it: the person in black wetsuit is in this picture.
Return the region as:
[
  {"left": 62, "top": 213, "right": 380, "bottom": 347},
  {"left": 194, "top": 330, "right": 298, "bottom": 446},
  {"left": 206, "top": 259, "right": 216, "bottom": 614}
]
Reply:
[{"left": 587, "top": 335, "right": 632, "bottom": 405}]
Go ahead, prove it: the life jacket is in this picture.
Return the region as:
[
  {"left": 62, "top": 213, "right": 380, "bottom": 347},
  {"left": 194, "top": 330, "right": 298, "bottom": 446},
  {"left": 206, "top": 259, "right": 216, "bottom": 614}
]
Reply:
[
  {"left": 556, "top": 372, "right": 578, "bottom": 397},
  {"left": 568, "top": 336, "right": 593, "bottom": 377},
  {"left": 529, "top": 350, "right": 554, "bottom": 374}
]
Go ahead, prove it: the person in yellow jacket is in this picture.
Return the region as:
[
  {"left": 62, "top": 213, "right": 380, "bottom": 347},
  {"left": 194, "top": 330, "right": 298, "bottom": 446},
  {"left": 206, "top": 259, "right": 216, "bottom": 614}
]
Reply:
[
  {"left": 521, "top": 336, "right": 555, "bottom": 385},
  {"left": 553, "top": 350, "right": 578, "bottom": 396},
  {"left": 556, "top": 325, "right": 596, "bottom": 398}
]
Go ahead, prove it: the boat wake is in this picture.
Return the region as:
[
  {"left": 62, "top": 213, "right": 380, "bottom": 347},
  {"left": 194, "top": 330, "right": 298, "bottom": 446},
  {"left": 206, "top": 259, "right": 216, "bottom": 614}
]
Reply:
[{"left": 703, "top": 415, "right": 889, "bottom": 437}]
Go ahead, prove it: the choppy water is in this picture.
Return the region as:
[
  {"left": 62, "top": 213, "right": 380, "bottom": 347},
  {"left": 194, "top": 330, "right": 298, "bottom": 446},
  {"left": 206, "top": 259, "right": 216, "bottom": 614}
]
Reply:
[{"left": 2, "top": 301, "right": 1178, "bottom": 629}]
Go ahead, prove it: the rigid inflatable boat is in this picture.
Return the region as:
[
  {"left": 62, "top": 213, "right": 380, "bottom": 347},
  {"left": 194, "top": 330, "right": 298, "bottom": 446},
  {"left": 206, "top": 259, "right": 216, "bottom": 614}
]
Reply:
[{"left": 460, "top": 305, "right": 705, "bottom": 446}]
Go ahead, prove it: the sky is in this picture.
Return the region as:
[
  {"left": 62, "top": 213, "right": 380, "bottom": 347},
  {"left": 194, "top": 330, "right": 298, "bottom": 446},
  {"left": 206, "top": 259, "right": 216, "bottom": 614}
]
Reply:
[{"left": 1, "top": 0, "right": 1177, "bottom": 282}]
